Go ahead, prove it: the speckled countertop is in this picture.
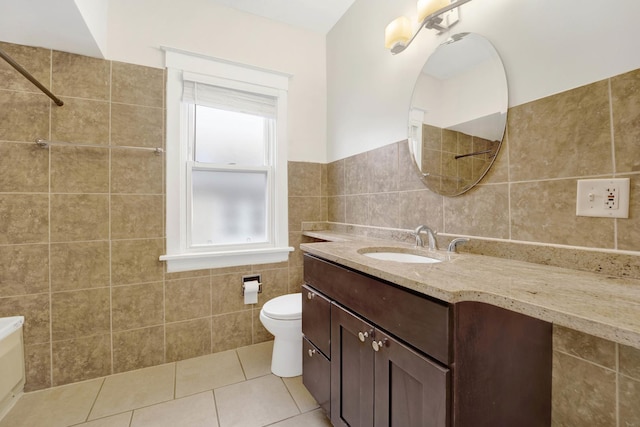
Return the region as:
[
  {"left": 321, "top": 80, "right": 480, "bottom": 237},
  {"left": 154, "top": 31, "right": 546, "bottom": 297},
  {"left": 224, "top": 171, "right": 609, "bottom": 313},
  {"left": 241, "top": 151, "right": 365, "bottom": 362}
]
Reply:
[{"left": 301, "top": 231, "right": 640, "bottom": 349}]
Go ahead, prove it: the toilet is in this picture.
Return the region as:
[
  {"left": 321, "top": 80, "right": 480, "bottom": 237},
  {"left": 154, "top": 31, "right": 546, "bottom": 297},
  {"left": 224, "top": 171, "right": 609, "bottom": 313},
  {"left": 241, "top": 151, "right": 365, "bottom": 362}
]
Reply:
[{"left": 259, "top": 293, "right": 302, "bottom": 377}]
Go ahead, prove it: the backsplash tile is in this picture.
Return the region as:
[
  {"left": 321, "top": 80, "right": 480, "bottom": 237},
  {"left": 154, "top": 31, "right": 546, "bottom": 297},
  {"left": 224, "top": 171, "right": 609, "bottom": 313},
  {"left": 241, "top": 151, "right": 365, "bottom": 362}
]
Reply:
[
  {"left": 508, "top": 80, "right": 613, "bottom": 182},
  {"left": 51, "top": 50, "right": 110, "bottom": 100},
  {"left": 611, "top": 69, "right": 640, "bottom": 173}
]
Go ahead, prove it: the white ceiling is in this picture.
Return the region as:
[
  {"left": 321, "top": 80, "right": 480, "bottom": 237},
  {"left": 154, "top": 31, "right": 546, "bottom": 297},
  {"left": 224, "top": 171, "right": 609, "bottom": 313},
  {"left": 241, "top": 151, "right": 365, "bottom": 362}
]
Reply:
[
  {"left": 0, "top": 0, "right": 355, "bottom": 59},
  {"left": 209, "top": 0, "right": 356, "bottom": 34}
]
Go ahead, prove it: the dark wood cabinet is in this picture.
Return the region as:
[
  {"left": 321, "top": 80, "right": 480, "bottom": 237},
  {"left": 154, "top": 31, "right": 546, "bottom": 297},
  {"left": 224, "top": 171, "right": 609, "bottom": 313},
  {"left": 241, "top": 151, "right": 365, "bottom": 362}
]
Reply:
[
  {"left": 331, "top": 303, "right": 449, "bottom": 427},
  {"left": 302, "top": 254, "right": 552, "bottom": 427}
]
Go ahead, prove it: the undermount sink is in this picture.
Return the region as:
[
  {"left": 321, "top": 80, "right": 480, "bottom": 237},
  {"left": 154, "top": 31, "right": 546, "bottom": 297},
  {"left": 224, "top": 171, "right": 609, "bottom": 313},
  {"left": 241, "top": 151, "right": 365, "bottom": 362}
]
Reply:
[{"left": 359, "top": 248, "right": 442, "bottom": 264}]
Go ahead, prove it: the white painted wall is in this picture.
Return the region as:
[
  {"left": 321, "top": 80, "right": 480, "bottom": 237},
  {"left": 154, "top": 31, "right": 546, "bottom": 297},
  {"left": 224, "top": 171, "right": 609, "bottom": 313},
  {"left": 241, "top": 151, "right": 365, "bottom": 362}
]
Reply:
[
  {"left": 106, "top": 0, "right": 327, "bottom": 163},
  {"left": 327, "top": 0, "right": 640, "bottom": 161},
  {"left": 74, "top": 0, "right": 108, "bottom": 57}
]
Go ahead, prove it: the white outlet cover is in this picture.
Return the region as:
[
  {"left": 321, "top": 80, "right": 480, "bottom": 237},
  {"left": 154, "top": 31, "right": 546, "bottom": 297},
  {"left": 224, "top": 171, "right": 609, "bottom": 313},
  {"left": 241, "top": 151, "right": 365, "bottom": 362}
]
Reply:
[{"left": 576, "top": 178, "right": 630, "bottom": 218}]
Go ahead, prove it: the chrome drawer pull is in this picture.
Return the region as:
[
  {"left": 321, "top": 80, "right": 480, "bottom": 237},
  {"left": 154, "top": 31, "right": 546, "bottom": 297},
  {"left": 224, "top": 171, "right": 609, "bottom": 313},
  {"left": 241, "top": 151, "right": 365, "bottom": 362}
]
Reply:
[
  {"left": 358, "top": 331, "right": 369, "bottom": 342},
  {"left": 308, "top": 348, "right": 316, "bottom": 357},
  {"left": 372, "top": 339, "right": 387, "bottom": 352},
  {"left": 307, "top": 291, "right": 315, "bottom": 300}
]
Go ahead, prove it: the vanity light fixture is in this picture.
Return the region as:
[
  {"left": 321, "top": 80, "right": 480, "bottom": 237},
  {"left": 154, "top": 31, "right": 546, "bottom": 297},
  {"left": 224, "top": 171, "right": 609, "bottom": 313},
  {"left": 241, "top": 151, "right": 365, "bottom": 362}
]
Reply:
[{"left": 385, "top": 0, "right": 473, "bottom": 55}]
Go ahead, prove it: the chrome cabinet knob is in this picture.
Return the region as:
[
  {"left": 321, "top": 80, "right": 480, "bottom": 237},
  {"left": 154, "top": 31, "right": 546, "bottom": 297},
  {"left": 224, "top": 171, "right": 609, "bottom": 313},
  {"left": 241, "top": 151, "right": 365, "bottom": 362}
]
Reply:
[
  {"left": 358, "top": 331, "right": 369, "bottom": 342},
  {"left": 372, "top": 339, "right": 387, "bottom": 352},
  {"left": 307, "top": 292, "right": 315, "bottom": 300},
  {"left": 308, "top": 348, "right": 316, "bottom": 357}
]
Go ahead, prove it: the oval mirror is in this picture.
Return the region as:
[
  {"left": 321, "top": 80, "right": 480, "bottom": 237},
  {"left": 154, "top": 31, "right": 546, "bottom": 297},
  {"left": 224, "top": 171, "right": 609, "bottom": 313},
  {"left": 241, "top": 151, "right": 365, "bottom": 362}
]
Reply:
[{"left": 408, "top": 32, "right": 508, "bottom": 196}]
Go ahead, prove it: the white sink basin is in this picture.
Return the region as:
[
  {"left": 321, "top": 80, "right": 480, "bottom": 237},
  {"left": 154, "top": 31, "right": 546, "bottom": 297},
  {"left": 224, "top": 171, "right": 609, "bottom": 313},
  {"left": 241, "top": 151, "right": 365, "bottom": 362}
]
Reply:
[{"left": 361, "top": 251, "right": 442, "bottom": 264}]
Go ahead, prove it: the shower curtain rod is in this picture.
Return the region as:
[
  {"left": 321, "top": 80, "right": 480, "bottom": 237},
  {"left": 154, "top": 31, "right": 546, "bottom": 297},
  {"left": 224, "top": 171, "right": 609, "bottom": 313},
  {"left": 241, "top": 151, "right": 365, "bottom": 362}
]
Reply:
[{"left": 0, "top": 46, "right": 64, "bottom": 106}]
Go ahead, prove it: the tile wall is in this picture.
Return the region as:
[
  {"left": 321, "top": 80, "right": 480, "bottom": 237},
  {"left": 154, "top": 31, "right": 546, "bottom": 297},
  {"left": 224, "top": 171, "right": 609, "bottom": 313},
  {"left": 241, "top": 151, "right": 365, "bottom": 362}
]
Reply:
[
  {"left": 0, "top": 41, "right": 325, "bottom": 392},
  {"left": 325, "top": 69, "right": 640, "bottom": 426}
]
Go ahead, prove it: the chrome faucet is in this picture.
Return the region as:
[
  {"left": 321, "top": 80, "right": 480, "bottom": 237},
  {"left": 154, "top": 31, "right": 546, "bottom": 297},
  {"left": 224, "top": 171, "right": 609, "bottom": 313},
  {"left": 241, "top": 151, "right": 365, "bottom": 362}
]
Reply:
[
  {"left": 413, "top": 225, "right": 438, "bottom": 251},
  {"left": 447, "top": 237, "right": 469, "bottom": 253}
]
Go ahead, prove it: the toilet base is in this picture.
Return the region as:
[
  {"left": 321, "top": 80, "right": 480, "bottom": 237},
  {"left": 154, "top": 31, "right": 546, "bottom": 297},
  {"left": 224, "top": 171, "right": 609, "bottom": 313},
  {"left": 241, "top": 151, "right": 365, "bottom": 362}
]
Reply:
[{"left": 271, "top": 334, "right": 302, "bottom": 377}]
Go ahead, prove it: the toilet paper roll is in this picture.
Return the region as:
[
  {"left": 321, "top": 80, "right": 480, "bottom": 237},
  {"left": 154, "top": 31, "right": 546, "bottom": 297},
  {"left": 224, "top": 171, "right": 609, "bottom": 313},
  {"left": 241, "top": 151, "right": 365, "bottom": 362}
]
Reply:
[{"left": 243, "top": 280, "right": 260, "bottom": 304}]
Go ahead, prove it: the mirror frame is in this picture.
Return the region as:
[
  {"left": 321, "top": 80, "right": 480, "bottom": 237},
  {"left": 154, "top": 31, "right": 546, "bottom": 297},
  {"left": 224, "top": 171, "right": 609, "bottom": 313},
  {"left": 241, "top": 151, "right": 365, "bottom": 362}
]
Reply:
[{"left": 407, "top": 32, "right": 508, "bottom": 197}]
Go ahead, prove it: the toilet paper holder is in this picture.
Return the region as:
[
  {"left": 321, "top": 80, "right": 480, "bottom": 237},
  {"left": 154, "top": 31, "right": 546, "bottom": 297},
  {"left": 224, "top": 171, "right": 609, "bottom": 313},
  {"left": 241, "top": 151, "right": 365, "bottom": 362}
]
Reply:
[{"left": 242, "top": 275, "right": 262, "bottom": 295}]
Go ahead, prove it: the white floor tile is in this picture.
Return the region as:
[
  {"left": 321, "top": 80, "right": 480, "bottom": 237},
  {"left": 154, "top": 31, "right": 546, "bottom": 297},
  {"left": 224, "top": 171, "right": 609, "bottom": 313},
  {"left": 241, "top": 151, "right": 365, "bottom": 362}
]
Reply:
[
  {"left": 72, "top": 412, "right": 133, "bottom": 427},
  {"left": 0, "top": 378, "right": 103, "bottom": 427},
  {"left": 214, "top": 375, "right": 299, "bottom": 427},
  {"left": 175, "top": 350, "right": 245, "bottom": 399},
  {"left": 130, "top": 391, "right": 218, "bottom": 427},
  {"left": 282, "top": 376, "right": 319, "bottom": 413},
  {"left": 266, "top": 409, "right": 332, "bottom": 427},
  {"left": 236, "top": 341, "right": 273, "bottom": 379},
  {"left": 89, "top": 364, "right": 175, "bottom": 420}
]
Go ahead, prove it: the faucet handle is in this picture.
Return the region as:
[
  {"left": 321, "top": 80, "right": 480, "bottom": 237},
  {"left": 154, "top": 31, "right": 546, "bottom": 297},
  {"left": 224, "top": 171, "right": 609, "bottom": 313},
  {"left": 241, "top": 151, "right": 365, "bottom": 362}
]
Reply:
[{"left": 447, "top": 237, "right": 469, "bottom": 253}]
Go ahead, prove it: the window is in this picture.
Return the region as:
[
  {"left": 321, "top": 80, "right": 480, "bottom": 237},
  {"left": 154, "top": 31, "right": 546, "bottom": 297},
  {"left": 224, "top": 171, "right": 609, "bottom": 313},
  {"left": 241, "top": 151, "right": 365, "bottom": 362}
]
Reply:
[{"left": 161, "top": 48, "right": 292, "bottom": 272}]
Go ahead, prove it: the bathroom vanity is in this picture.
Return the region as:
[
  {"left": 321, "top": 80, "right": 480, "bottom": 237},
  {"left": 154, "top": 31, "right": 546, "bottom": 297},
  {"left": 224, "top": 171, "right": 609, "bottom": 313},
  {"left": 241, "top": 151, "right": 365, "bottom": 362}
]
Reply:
[{"left": 302, "top": 253, "right": 551, "bottom": 427}]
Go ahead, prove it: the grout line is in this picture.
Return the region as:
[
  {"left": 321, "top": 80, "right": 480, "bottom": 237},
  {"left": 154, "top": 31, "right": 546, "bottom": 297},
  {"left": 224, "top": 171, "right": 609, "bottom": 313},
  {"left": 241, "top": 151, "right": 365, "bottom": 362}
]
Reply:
[
  {"left": 108, "top": 59, "right": 115, "bottom": 377},
  {"left": 47, "top": 47, "right": 54, "bottom": 390}
]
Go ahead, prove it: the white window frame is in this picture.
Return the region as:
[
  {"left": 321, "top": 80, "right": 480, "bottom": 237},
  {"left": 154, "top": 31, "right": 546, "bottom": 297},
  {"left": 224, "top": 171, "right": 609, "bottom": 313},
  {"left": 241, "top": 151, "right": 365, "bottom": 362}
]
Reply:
[{"left": 161, "top": 47, "right": 293, "bottom": 272}]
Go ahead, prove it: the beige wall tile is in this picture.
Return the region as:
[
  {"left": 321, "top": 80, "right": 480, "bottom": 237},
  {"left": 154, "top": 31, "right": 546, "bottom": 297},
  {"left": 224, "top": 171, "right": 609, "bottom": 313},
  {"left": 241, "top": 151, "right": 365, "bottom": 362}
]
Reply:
[
  {"left": 620, "top": 344, "right": 640, "bottom": 380},
  {"left": 50, "top": 194, "right": 109, "bottom": 242},
  {"left": 252, "top": 309, "right": 273, "bottom": 344},
  {"left": 112, "top": 326, "right": 165, "bottom": 373},
  {"left": 288, "top": 266, "right": 304, "bottom": 293},
  {"left": 111, "top": 282, "right": 164, "bottom": 331},
  {"left": 288, "top": 196, "right": 323, "bottom": 231},
  {"left": 51, "top": 97, "right": 110, "bottom": 145},
  {"left": 0, "top": 244, "right": 49, "bottom": 297},
  {"left": 111, "top": 61, "right": 164, "bottom": 108},
  {"left": 345, "top": 194, "right": 369, "bottom": 225},
  {"left": 611, "top": 69, "right": 640, "bottom": 173},
  {"left": 111, "top": 238, "right": 164, "bottom": 285},
  {"left": 111, "top": 149, "right": 163, "bottom": 194},
  {"left": 0, "top": 142, "right": 48, "bottom": 192},
  {"left": 0, "top": 293, "right": 50, "bottom": 344},
  {"left": 50, "top": 146, "right": 109, "bottom": 193},
  {"left": 369, "top": 143, "right": 398, "bottom": 193},
  {"left": 398, "top": 189, "right": 443, "bottom": 231},
  {"left": 211, "top": 273, "right": 250, "bottom": 316},
  {"left": 111, "top": 195, "right": 163, "bottom": 239},
  {"left": 52, "top": 334, "right": 112, "bottom": 386},
  {"left": 369, "top": 192, "right": 399, "bottom": 228},
  {"left": 24, "top": 342, "right": 51, "bottom": 391},
  {"left": 552, "top": 351, "right": 616, "bottom": 426},
  {"left": 165, "top": 277, "right": 211, "bottom": 322},
  {"left": 326, "top": 160, "right": 345, "bottom": 196},
  {"left": 211, "top": 311, "right": 252, "bottom": 352},
  {"left": 51, "top": 288, "right": 110, "bottom": 341},
  {"left": 111, "top": 103, "right": 163, "bottom": 148},
  {"left": 52, "top": 50, "right": 110, "bottom": 100},
  {"left": 619, "top": 375, "right": 640, "bottom": 426},
  {"left": 50, "top": 241, "right": 110, "bottom": 292},
  {"left": 617, "top": 174, "right": 640, "bottom": 251},
  {"left": 288, "top": 161, "right": 322, "bottom": 197},
  {"left": 0, "top": 91, "right": 49, "bottom": 143},
  {"left": 166, "top": 318, "right": 212, "bottom": 362},
  {"left": 444, "top": 184, "right": 509, "bottom": 238},
  {"left": 345, "top": 152, "right": 368, "bottom": 194},
  {"left": 0, "top": 194, "right": 49, "bottom": 245},
  {"left": 553, "top": 325, "right": 616, "bottom": 369},
  {"left": 327, "top": 195, "right": 345, "bottom": 223},
  {"left": 509, "top": 81, "right": 613, "bottom": 181},
  {"left": 0, "top": 42, "right": 51, "bottom": 92},
  {"left": 510, "top": 180, "right": 615, "bottom": 247}
]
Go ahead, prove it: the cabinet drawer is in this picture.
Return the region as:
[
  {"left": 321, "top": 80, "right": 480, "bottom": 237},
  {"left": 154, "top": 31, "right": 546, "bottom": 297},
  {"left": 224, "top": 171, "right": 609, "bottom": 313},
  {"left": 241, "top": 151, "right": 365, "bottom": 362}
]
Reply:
[
  {"left": 303, "top": 337, "right": 331, "bottom": 416},
  {"left": 304, "top": 254, "right": 450, "bottom": 364},
  {"left": 302, "top": 284, "right": 331, "bottom": 358}
]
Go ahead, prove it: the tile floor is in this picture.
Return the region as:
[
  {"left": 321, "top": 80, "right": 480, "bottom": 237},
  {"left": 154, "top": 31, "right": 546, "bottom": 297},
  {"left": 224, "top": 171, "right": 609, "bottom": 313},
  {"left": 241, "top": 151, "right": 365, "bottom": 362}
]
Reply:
[{"left": 0, "top": 341, "right": 332, "bottom": 427}]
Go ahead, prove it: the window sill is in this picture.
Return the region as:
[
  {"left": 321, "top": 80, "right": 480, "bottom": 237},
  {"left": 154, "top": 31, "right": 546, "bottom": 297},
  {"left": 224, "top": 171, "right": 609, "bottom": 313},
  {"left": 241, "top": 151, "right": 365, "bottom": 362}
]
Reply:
[{"left": 160, "top": 246, "right": 294, "bottom": 273}]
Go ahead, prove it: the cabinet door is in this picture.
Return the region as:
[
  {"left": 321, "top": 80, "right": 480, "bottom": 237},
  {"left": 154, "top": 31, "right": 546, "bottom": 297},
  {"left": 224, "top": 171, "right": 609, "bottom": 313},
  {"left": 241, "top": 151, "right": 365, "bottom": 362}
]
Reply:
[
  {"left": 303, "top": 337, "right": 331, "bottom": 416},
  {"left": 374, "top": 329, "right": 450, "bottom": 427},
  {"left": 331, "top": 303, "right": 375, "bottom": 427},
  {"left": 302, "top": 284, "right": 331, "bottom": 357}
]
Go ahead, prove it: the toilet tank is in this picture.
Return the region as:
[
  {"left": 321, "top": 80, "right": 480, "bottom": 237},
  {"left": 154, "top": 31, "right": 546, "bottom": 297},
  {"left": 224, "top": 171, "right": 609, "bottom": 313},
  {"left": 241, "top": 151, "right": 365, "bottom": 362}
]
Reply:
[{"left": 0, "top": 316, "right": 25, "bottom": 419}]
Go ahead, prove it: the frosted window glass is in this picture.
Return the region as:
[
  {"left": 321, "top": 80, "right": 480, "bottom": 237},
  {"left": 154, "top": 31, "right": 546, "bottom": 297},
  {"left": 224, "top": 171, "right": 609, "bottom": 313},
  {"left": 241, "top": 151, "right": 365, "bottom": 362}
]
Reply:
[
  {"left": 191, "top": 169, "right": 267, "bottom": 246},
  {"left": 194, "top": 106, "right": 267, "bottom": 166}
]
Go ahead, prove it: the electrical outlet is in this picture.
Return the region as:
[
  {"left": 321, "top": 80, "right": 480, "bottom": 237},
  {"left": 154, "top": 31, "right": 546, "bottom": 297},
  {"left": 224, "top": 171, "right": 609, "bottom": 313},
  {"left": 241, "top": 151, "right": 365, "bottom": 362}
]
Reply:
[{"left": 576, "top": 178, "right": 630, "bottom": 218}]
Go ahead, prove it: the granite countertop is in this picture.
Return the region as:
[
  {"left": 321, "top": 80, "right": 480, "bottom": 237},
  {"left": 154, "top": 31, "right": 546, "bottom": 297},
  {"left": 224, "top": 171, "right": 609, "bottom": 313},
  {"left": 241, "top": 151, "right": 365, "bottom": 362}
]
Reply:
[{"left": 300, "top": 231, "right": 640, "bottom": 349}]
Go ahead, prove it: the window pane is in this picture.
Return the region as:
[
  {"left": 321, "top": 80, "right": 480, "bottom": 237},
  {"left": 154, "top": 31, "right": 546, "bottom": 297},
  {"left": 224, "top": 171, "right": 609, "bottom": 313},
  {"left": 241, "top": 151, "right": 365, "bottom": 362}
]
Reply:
[
  {"left": 194, "top": 106, "right": 267, "bottom": 165},
  {"left": 191, "top": 169, "right": 267, "bottom": 246}
]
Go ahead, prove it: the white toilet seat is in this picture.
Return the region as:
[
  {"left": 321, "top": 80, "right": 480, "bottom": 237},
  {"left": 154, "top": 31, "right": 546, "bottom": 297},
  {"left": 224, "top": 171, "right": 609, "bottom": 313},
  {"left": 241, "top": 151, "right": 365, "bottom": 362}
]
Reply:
[{"left": 261, "top": 293, "right": 301, "bottom": 320}]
